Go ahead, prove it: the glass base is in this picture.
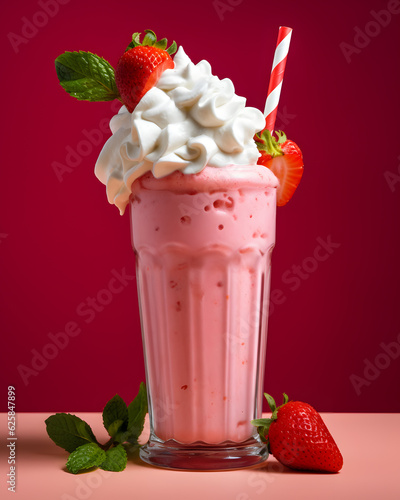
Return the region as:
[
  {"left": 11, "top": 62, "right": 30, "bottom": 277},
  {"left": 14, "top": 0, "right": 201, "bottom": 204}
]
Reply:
[{"left": 139, "top": 436, "right": 269, "bottom": 471}]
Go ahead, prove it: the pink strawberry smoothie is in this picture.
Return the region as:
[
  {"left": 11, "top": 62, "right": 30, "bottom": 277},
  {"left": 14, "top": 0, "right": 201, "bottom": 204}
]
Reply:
[{"left": 130, "top": 164, "right": 277, "bottom": 444}]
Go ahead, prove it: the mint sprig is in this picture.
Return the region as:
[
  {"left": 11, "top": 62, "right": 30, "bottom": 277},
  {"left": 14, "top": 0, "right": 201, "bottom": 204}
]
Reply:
[
  {"left": 100, "top": 444, "right": 128, "bottom": 472},
  {"left": 45, "top": 383, "right": 147, "bottom": 474},
  {"left": 102, "top": 394, "right": 128, "bottom": 438},
  {"left": 66, "top": 443, "right": 106, "bottom": 474},
  {"left": 55, "top": 29, "right": 177, "bottom": 104},
  {"left": 126, "top": 382, "right": 147, "bottom": 442},
  {"left": 45, "top": 413, "right": 99, "bottom": 453},
  {"left": 55, "top": 51, "right": 121, "bottom": 102}
]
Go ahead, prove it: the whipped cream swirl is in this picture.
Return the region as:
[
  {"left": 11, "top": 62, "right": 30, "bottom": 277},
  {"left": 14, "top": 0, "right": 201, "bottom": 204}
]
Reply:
[{"left": 95, "top": 47, "right": 266, "bottom": 214}]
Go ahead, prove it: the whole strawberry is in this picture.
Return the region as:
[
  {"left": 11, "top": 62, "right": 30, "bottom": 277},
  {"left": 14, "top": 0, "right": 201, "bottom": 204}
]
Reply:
[
  {"left": 255, "top": 129, "right": 303, "bottom": 206},
  {"left": 252, "top": 393, "right": 343, "bottom": 473},
  {"left": 54, "top": 29, "right": 176, "bottom": 111},
  {"left": 115, "top": 30, "right": 176, "bottom": 112}
]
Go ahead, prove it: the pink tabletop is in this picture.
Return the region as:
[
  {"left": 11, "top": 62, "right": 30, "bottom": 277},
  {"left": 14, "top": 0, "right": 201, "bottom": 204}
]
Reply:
[{"left": 1, "top": 412, "right": 399, "bottom": 499}]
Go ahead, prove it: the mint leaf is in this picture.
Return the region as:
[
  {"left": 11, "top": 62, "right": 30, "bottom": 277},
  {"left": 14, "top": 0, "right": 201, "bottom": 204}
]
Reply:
[
  {"left": 102, "top": 395, "right": 128, "bottom": 438},
  {"left": 66, "top": 443, "right": 106, "bottom": 474},
  {"left": 113, "top": 383, "right": 147, "bottom": 444},
  {"left": 100, "top": 445, "right": 127, "bottom": 472},
  {"left": 45, "top": 413, "right": 98, "bottom": 453},
  {"left": 108, "top": 383, "right": 148, "bottom": 445},
  {"left": 123, "top": 441, "right": 140, "bottom": 455},
  {"left": 55, "top": 51, "right": 120, "bottom": 102},
  {"left": 108, "top": 419, "right": 125, "bottom": 440},
  {"left": 126, "top": 382, "right": 147, "bottom": 442}
]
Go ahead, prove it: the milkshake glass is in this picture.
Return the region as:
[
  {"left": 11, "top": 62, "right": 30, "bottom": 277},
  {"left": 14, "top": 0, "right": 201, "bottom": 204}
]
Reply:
[{"left": 130, "top": 164, "right": 276, "bottom": 470}]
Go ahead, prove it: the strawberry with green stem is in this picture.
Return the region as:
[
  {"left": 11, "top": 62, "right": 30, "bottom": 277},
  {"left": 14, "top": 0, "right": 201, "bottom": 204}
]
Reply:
[
  {"left": 55, "top": 31, "right": 304, "bottom": 203},
  {"left": 54, "top": 30, "right": 176, "bottom": 112},
  {"left": 255, "top": 129, "right": 304, "bottom": 206},
  {"left": 115, "top": 30, "right": 176, "bottom": 112},
  {"left": 252, "top": 393, "right": 343, "bottom": 473}
]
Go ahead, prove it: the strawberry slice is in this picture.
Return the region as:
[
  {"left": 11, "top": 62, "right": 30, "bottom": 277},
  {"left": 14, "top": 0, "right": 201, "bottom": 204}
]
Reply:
[
  {"left": 255, "top": 129, "right": 303, "bottom": 206},
  {"left": 115, "top": 30, "right": 176, "bottom": 112}
]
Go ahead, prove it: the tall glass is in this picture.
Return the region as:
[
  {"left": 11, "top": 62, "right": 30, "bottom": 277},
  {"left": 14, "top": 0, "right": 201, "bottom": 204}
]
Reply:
[{"left": 129, "top": 165, "right": 276, "bottom": 470}]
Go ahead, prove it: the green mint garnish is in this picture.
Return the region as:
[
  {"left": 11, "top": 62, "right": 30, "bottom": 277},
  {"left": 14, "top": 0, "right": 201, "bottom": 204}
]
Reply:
[
  {"left": 45, "top": 413, "right": 98, "bottom": 453},
  {"left": 55, "top": 29, "right": 176, "bottom": 105},
  {"left": 102, "top": 394, "right": 128, "bottom": 438},
  {"left": 99, "top": 444, "right": 128, "bottom": 472},
  {"left": 66, "top": 443, "right": 106, "bottom": 474},
  {"left": 111, "top": 382, "right": 148, "bottom": 444},
  {"left": 126, "top": 382, "right": 148, "bottom": 442},
  {"left": 55, "top": 51, "right": 121, "bottom": 102},
  {"left": 45, "top": 383, "right": 147, "bottom": 474}
]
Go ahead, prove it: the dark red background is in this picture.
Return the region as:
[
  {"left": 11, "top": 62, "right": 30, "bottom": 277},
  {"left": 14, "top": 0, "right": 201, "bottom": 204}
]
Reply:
[{"left": 1, "top": 0, "right": 399, "bottom": 412}]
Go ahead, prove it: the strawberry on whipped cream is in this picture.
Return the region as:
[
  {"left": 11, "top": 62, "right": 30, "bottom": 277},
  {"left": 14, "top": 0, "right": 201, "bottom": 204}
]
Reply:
[{"left": 95, "top": 47, "right": 266, "bottom": 214}]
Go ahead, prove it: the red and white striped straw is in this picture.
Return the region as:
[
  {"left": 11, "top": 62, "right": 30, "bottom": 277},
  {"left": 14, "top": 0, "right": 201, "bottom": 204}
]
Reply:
[{"left": 263, "top": 26, "right": 293, "bottom": 132}]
